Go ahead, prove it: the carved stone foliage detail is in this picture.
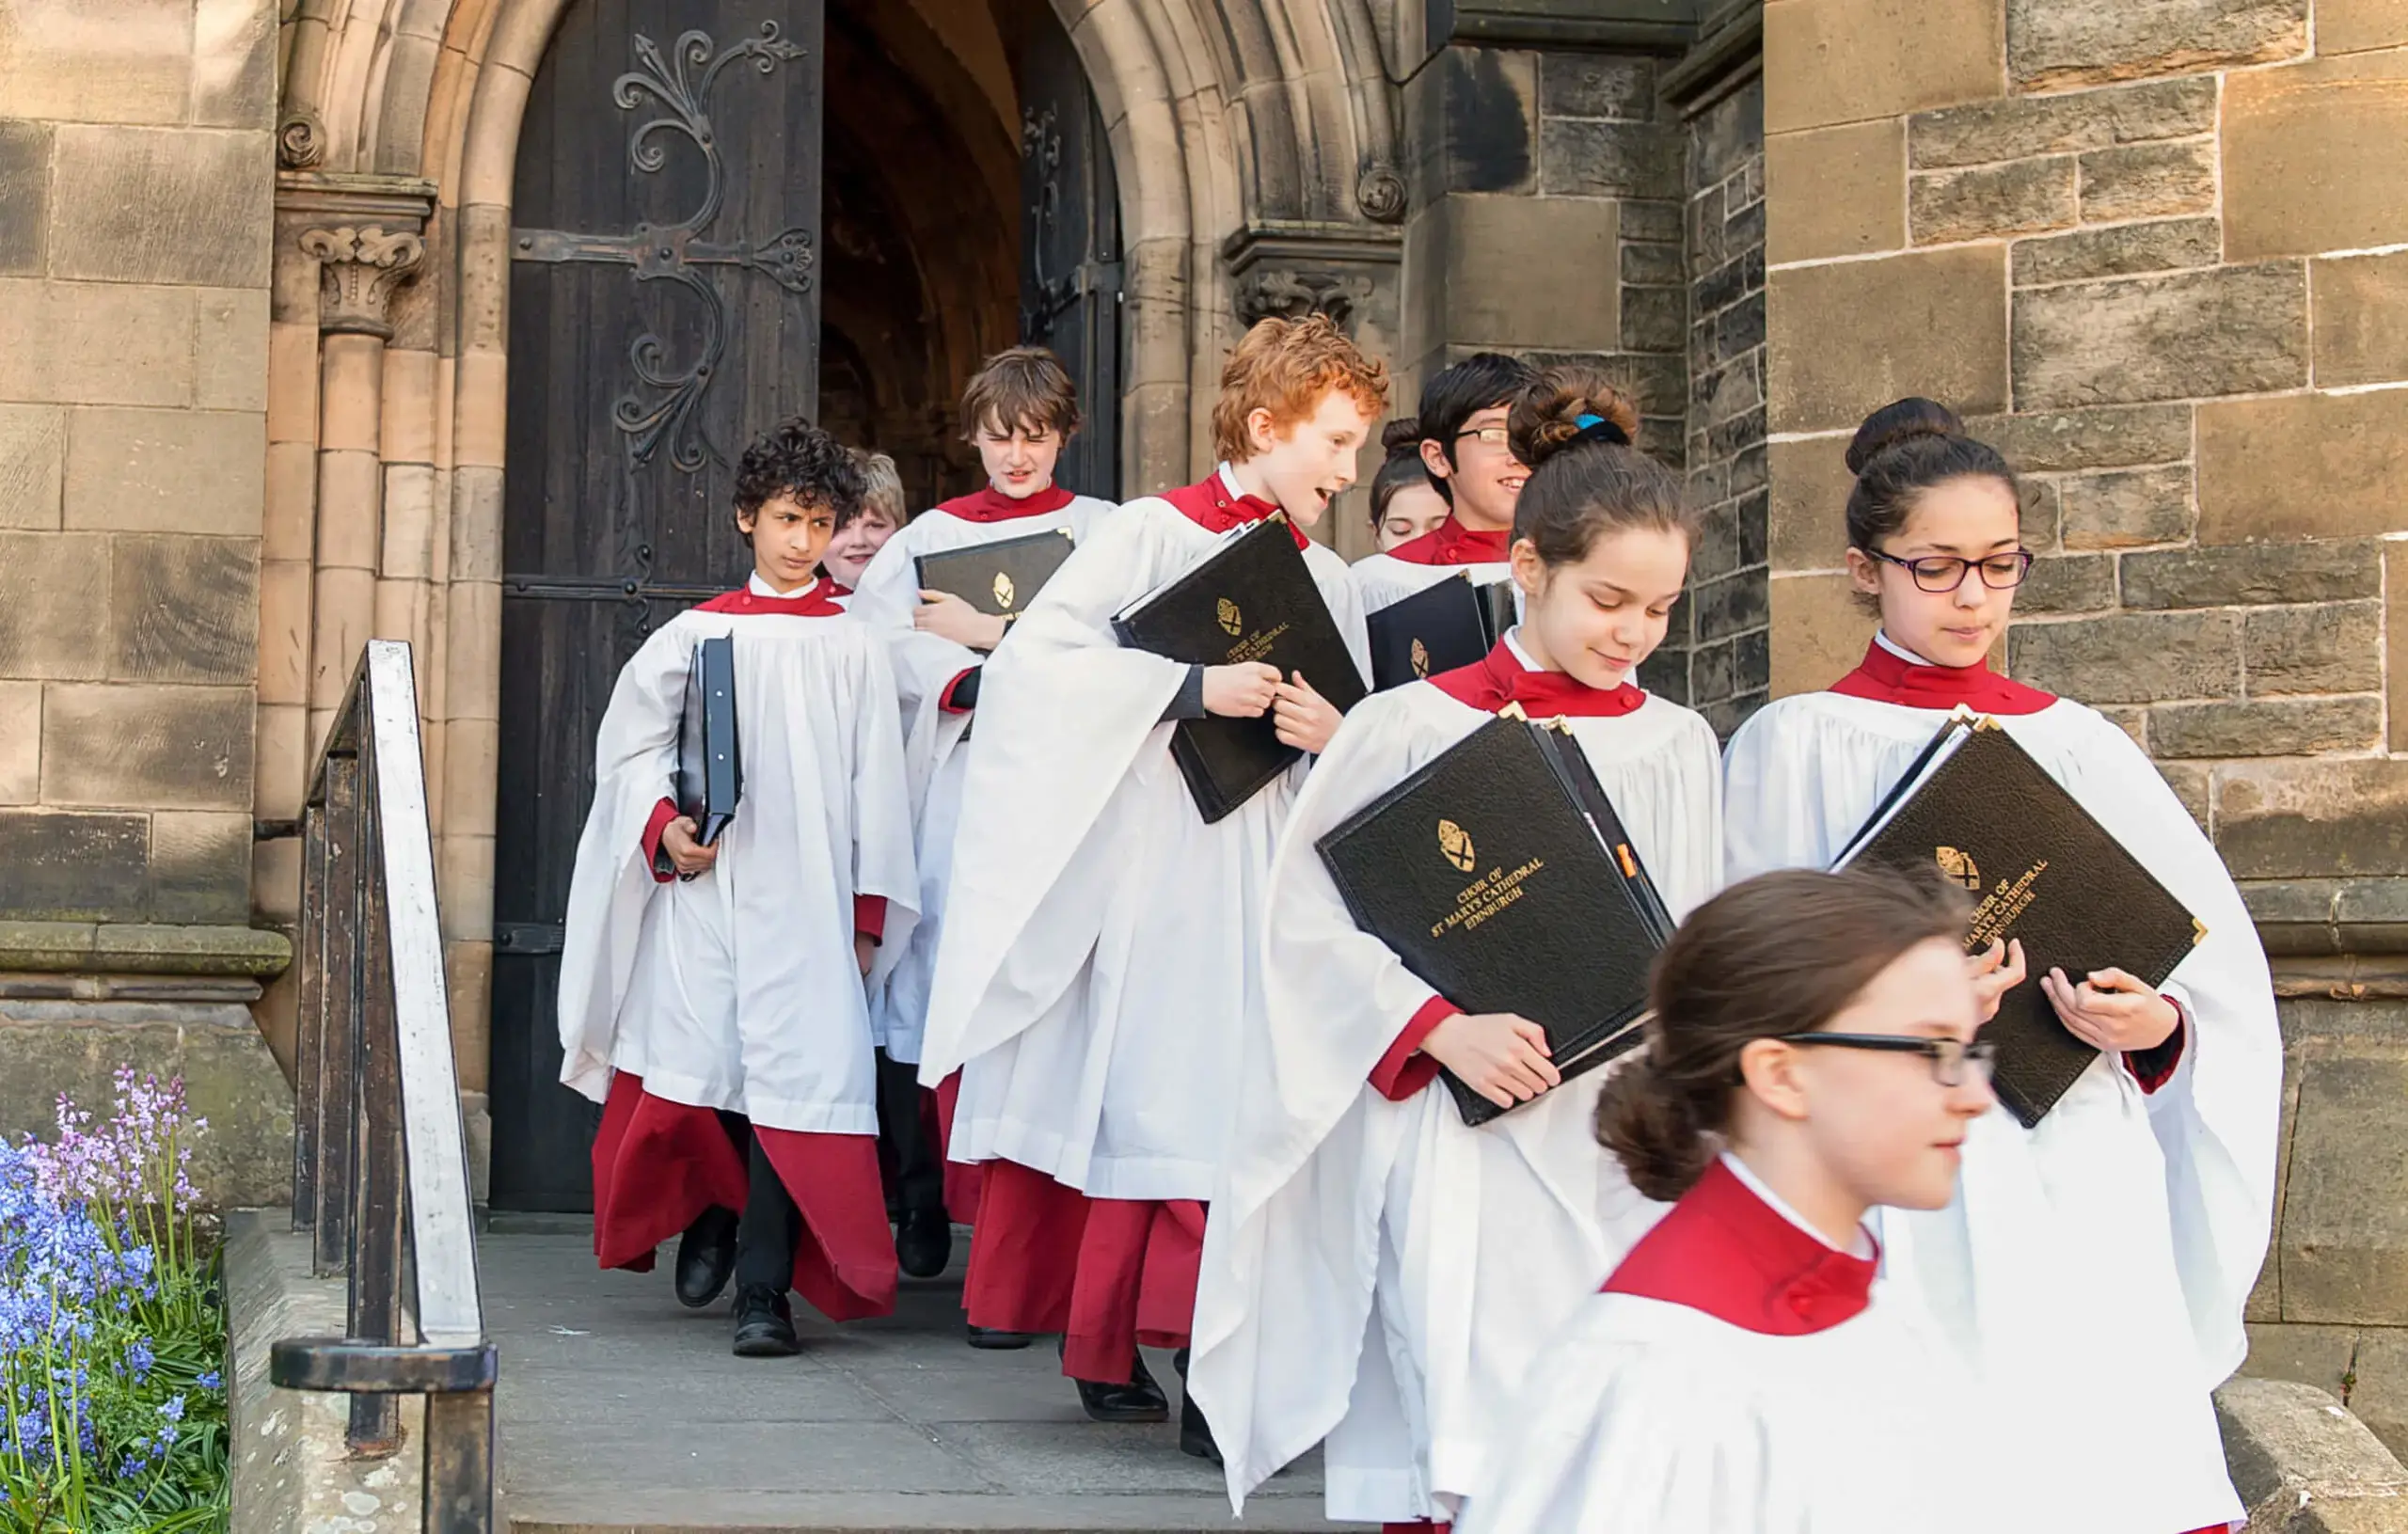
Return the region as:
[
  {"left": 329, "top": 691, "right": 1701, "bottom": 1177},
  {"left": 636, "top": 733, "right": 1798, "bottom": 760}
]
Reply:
[
  {"left": 298, "top": 225, "right": 427, "bottom": 338},
  {"left": 1234, "top": 268, "right": 1374, "bottom": 332}
]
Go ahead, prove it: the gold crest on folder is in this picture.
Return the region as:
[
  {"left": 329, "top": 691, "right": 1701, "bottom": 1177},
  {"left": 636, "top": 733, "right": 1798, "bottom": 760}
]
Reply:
[
  {"left": 1216, "top": 597, "right": 1243, "bottom": 637},
  {"left": 1936, "top": 846, "right": 1981, "bottom": 890},
  {"left": 1437, "top": 818, "right": 1477, "bottom": 873},
  {"left": 1410, "top": 637, "right": 1431, "bottom": 678},
  {"left": 993, "top": 570, "right": 1017, "bottom": 610}
]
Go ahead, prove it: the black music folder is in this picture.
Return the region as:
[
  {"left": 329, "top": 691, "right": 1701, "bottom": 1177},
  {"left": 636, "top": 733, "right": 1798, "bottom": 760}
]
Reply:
[
  {"left": 1367, "top": 573, "right": 1520, "bottom": 690},
  {"left": 913, "top": 526, "right": 1077, "bottom": 626},
  {"left": 676, "top": 635, "right": 742, "bottom": 846},
  {"left": 1834, "top": 713, "right": 2206, "bottom": 1126},
  {"left": 1317, "top": 713, "right": 1674, "bottom": 1126},
  {"left": 1112, "top": 515, "right": 1368, "bottom": 823}
]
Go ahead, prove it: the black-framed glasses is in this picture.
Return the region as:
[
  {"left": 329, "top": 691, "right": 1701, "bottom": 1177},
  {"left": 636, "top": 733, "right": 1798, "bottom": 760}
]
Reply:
[
  {"left": 1454, "top": 425, "right": 1511, "bottom": 448},
  {"left": 1774, "top": 1033, "right": 1999, "bottom": 1087},
  {"left": 1867, "top": 548, "right": 2034, "bottom": 593}
]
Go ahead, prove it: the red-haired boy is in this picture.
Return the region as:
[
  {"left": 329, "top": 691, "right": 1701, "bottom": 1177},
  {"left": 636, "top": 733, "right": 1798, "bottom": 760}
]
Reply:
[{"left": 917, "top": 316, "right": 1386, "bottom": 1454}]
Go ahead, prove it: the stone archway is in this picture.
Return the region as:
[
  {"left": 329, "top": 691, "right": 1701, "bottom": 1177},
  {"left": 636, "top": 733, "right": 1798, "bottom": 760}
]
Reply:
[{"left": 263, "top": 0, "right": 1405, "bottom": 1174}]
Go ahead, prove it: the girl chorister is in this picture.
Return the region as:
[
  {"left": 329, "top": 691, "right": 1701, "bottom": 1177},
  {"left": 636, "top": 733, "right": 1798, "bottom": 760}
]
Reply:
[
  {"left": 1456, "top": 867, "right": 2008, "bottom": 1534},
  {"left": 916, "top": 315, "right": 1385, "bottom": 1447},
  {"left": 1190, "top": 372, "right": 1723, "bottom": 1530},
  {"left": 848, "top": 349, "right": 1117, "bottom": 1284},
  {"left": 557, "top": 421, "right": 921, "bottom": 1357},
  {"left": 1720, "top": 399, "right": 2280, "bottom": 1534}
]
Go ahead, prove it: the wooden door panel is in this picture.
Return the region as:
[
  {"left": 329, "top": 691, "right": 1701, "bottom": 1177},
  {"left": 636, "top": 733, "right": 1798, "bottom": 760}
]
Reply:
[
  {"left": 1018, "top": 18, "right": 1121, "bottom": 500},
  {"left": 494, "top": 0, "right": 824, "bottom": 1211}
]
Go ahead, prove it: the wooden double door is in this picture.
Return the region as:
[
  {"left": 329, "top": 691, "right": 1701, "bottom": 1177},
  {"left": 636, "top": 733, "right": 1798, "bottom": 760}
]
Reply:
[{"left": 489, "top": 0, "right": 1123, "bottom": 1210}]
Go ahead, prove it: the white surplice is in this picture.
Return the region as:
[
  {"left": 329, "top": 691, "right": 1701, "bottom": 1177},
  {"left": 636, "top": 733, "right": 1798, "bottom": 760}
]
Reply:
[
  {"left": 1190, "top": 672, "right": 1723, "bottom": 1523},
  {"left": 917, "top": 475, "right": 1371, "bottom": 1201},
  {"left": 1454, "top": 1283, "right": 1986, "bottom": 1534},
  {"left": 1350, "top": 550, "right": 1513, "bottom": 614},
  {"left": 1722, "top": 659, "right": 2277, "bottom": 1533},
  {"left": 847, "top": 493, "right": 1117, "bottom": 1065},
  {"left": 555, "top": 597, "right": 921, "bottom": 1133}
]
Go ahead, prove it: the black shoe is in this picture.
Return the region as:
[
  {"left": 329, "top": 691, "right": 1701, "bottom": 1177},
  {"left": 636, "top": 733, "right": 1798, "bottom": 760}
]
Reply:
[
  {"left": 673, "top": 1207, "right": 738, "bottom": 1309},
  {"left": 1071, "top": 1350, "right": 1169, "bottom": 1423},
  {"left": 965, "top": 1321, "right": 1035, "bottom": 1351},
  {"left": 896, "top": 1208, "right": 952, "bottom": 1279},
  {"left": 1174, "top": 1347, "right": 1220, "bottom": 1463},
  {"left": 731, "top": 1285, "right": 801, "bottom": 1357}
]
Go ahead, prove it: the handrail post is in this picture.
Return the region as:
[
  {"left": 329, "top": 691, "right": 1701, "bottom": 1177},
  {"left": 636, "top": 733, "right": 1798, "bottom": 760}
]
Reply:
[
  {"left": 349, "top": 783, "right": 406, "bottom": 1454},
  {"left": 279, "top": 640, "right": 492, "bottom": 1531}
]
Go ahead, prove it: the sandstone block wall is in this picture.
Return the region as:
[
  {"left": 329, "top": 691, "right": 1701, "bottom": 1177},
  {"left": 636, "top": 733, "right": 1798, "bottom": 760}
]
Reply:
[
  {"left": 1397, "top": 43, "right": 1690, "bottom": 520},
  {"left": 1761, "top": 0, "right": 2408, "bottom": 1436},
  {"left": 0, "top": 0, "right": 276, "bottom": 933}
]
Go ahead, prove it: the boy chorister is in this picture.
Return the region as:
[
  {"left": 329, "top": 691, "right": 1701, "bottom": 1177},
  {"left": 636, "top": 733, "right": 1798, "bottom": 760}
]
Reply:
[
  {"left": 848, "top": 348, "right": 1117, "bottom": 1285},
  {"left": 916, "top": 315, "right": 1385, "bottom": 1451},
  {"left": 556, "top": 420, "right": 921, "bottom": 1358},
  {"left": 1350, "top": 352, "right": 1536, "bottom": 611}
]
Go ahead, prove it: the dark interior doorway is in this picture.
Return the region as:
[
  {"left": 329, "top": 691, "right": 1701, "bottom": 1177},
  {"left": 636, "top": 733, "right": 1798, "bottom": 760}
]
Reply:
[{"left": 490, "top": 0, "right": 1121, "bottom": 1211}]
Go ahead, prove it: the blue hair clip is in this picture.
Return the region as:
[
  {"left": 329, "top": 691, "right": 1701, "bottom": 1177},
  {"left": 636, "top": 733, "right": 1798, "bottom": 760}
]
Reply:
[{"left": 1571, "top": 412, "right": 1631, "bottom": 448}]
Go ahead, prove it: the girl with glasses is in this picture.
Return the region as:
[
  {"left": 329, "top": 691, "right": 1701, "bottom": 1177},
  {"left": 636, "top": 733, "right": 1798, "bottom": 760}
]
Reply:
[
  {"left": 1190, "top": 372, "right": 1722, "bottom": 1533},
  {"left": 1719, "top": 397, "right": 2278, "bottom": 1534},
  {"left": 1457, "top": 868, "right": 2004, "bottom": 1534}
]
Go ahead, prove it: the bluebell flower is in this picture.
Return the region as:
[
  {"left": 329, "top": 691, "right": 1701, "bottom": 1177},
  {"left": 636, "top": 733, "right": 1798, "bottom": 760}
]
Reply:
[
  {"left": 159, "top": 1394, "right": 185, "bottom": 1423},
  {"left": 198, "top": 1369, "right": 223, "bottom": 1390}
]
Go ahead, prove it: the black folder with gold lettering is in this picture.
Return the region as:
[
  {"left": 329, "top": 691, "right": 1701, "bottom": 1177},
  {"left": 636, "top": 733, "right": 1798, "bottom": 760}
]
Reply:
[
  {"left": 913, "top": 526, "right": 1077, "bottom": 624},
  {"left": 677, "top": 635, "right": 742, "bottom": 847},
  {"left": 1366, "top": 573, "right": 1520, "bottom": 690},
  {"left": 1834, "top": 715, "right": 2206, "bottom": 1126},
  {"left": 1317, "top": 714, "right": 1674, "bottom": 1126},
  {"left": 1112, "top": 515, "right": 1369, "bottom": 823}
]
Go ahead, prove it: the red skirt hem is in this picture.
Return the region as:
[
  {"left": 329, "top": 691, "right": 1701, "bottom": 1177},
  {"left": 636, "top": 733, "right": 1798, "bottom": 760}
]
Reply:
[
  {"left": 961, "top": 1159, "right": 1202, "bottom": 1383},
  {"left": 588, "top": 1073, "right": 898, "bottom": 1321}
]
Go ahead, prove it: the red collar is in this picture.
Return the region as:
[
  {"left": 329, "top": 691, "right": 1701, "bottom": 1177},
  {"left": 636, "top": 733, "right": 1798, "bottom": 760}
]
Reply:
[
  {"left": 1603, "top": 1160, "right": 1877, "bottom": 1335},
  {"left": 935, "top": 482, "right": 1075, "bottom": 524},
  {"left": 1827, "top": 636, "right": 2055, "bottom": 716},
  {"left": 1158, "top": 474, "right": 1310, "bottom": 551},
  {"left": 1429, "top": 640, "right": 1644, "bottom": 719},
  {"left": 1385, "top": 514, "right": 1511, "bottom": 567},
  {"left": 696, "top": 577, "right": 848, "bottom": 616}
]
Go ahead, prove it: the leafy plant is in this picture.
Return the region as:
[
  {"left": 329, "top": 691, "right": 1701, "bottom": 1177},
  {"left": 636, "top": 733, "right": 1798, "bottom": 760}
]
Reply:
[{"left": 1, "top": 1073, "right": 228, "bottom": 1532}]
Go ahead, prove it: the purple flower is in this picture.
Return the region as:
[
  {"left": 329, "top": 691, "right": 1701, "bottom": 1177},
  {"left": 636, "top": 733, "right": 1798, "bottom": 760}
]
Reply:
[{"left": 198, "top": 1370, "right": 222, "bottom": 1391}]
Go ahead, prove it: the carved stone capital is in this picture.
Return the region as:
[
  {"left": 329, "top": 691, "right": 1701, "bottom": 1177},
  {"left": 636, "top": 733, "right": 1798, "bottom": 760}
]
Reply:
[
  {"left": 298, "top": 225, "right": 426, "bottom": 338},
  {"left": 1233, "top": 267, "right": 1375, "bottom": 333}
]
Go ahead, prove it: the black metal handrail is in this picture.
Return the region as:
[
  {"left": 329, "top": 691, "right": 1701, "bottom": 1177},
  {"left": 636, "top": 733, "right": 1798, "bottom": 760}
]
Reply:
[{"left": 274, "top": 640, "right": 495, "bottom": 1532}]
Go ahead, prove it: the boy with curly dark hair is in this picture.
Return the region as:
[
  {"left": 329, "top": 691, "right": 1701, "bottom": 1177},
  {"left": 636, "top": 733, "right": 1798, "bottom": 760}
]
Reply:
[{"left": 555, "top": 417, "right": 921, "bottom": 1358}]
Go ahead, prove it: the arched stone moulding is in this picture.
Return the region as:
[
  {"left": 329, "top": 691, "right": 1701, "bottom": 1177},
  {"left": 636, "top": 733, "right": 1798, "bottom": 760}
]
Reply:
[{"left": 268, "top": 0, "right": 1405, "bottom": 1146}]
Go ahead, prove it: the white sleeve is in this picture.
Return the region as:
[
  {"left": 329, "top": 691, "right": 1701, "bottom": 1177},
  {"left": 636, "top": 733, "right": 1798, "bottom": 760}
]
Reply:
[{"left": 554, "top": 626, "right": 693, "bottom": 1100}]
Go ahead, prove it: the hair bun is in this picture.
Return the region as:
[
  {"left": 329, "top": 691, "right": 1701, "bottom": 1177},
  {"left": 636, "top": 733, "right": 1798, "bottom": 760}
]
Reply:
[
  {"left": 1509, "top": 368, "right": 1641, "bottom": 472},
  {"left": 1381, "top": 416, "right": 1423, "bottom": 454},
  {"left": 1846, "top": 397, "right": 1966, "bottom": 476}
]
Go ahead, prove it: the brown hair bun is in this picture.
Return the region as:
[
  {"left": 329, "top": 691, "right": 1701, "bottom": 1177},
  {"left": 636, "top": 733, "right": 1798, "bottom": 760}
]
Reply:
[
  {"left": 1844, "top": 396, "right": 1964, "bottom": 477},
  {"left": 1508, "top": 369, "right": 1642, "bottom": 473}
]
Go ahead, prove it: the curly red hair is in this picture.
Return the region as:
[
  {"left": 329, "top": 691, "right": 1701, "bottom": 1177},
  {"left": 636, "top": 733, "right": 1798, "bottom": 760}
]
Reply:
[{"left": 1211, "top": 315, "right": 1390, "bottom": 463}]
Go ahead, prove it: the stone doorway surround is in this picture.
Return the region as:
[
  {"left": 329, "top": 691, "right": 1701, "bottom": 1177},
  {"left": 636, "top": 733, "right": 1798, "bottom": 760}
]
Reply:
[{"left": 261, "top": 0, "right": 1414, "bottom": 1178}]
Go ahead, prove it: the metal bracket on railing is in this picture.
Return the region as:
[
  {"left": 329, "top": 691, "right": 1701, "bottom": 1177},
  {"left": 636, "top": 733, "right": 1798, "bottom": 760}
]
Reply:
[{"left": 280, "top": 640, "right": 494, "bottom": 1534}]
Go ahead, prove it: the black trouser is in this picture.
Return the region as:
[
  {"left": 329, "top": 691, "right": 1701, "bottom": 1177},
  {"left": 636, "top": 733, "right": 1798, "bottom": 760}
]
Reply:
[
  {"left": 875, "top": 1048, "right": 945, "bottom": 1218},
  {"left": 729, "top": 1121, "right": 800, "bottom": 1294}
]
